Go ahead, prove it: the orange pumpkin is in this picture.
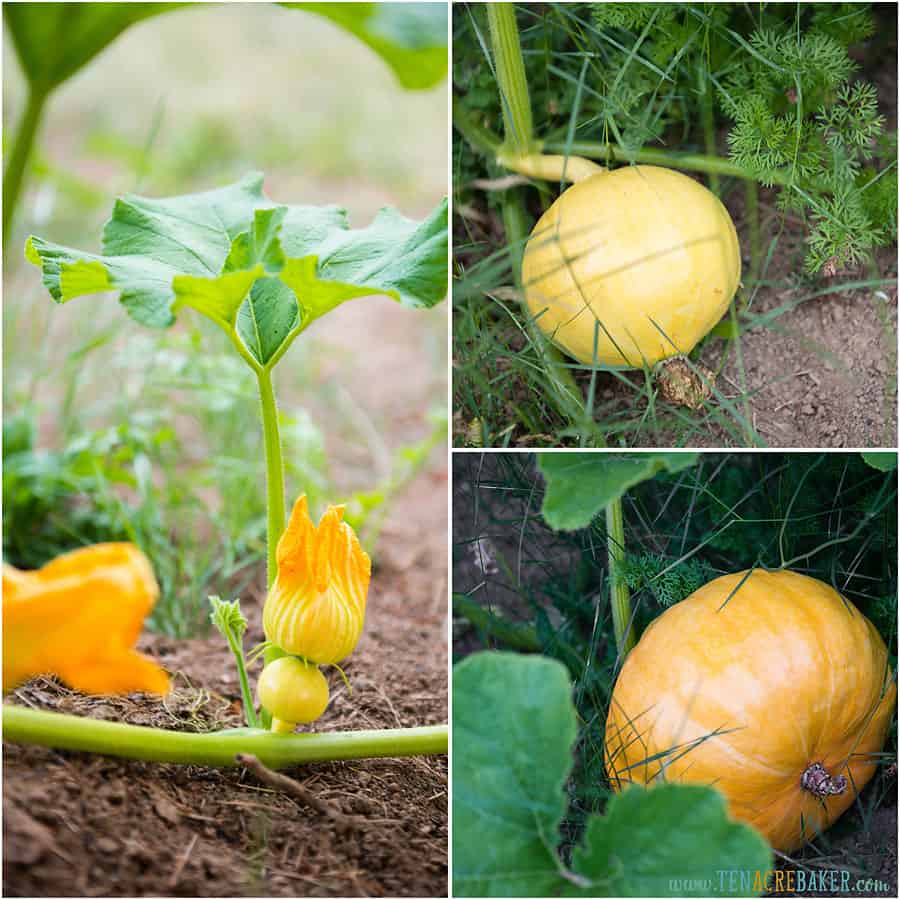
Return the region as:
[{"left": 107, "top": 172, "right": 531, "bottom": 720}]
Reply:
[{"left": 605, "top": 569, "right": 896, "bottom": 852}]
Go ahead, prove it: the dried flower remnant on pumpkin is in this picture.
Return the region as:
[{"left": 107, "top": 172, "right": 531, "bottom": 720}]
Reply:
[
  {"left": 2, "top": 543, "right": 169, "bottom": 696},
  {"left": 263, "top": 495, "right": 371, "bottom": 665}
]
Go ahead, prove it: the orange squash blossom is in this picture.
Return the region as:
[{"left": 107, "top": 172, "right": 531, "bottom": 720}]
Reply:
[
  {"left": 262, "top": 494, "right": 371, "bottom": 666},
  {"left": 2, "top": 544, "right": 169, "bottom": 696},
  {"left": 605, "top": 569, "right": 896, "bottom": 852}
]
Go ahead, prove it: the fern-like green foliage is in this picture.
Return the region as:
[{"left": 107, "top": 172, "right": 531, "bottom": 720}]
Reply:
[
  {"left": 721, "top": 19, "right": 888, "bottom": 271},
  {"left": 613, "top": 553, "right": 716, "bottom": 608},
  {"left": 590, "top": 3, "right": 895, "bottom": 274},
  {"left": 810, "top": 2, "right": 877, "bottom": 46}
]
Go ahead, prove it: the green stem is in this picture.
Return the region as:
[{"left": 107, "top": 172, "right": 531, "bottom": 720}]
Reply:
[
  {"left": 3, "top": 86, "right": 48, "bottom": 249},
  {"left": 744, "top": 179, "right": 761, "bottom": 294},
  {"left": 255, "top": 367, "right": 287, "bottom": 730},
  {"left": 2, "top": 705, "right": 447, "bottom": 769},
  {"left": 487, "top": 3, "right": 536, "bottom": 155},
  {"left": 542, "top": 140, "right": 835, "bottom": 193},
  {"left": 500, "top": 188, "right": 593, "bottom": 436},
  {"left": 227, "top": 631, "right": 259, "bottom": 729},
  {"left": 606, "top": 497, "right": 635, "bottom": 657},
  {"left": 698, "top": 68, "right": 720, "bottom": 195},
  {"left": 546, "top": 140, "right": 758, "bottom": 180},
  {"left": 256, "top": 367, "right": 286, "bottom": 590}
]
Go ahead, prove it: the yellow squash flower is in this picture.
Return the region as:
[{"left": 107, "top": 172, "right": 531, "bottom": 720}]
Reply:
[
  {"left": 2, "top": 543, "right": 170, "bottom": 696},
  {"left": 263, "top": 495, "right": 371, "bottom": 665}
]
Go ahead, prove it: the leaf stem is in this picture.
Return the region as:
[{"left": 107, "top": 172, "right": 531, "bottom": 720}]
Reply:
[
  {"left": 2, "top": 705, "right": 447, "bottom": 769},
  {"left": 255, "top": 366, "right": 287, "bottom": 730},
  {"left": 256, "top": 367, "right": 286, "bottom": 590},
  {"left": 230, "top": 634, "right": 259, "bottom": 728},
  {"left": 209, "top": 597, "right": 259, "bottom": 729},
  {"left": 500, "top": 187, "right": 589, "bottom": 433},
  {"left": 744, "top": 178, "right": 761, "bottom": 293},
  {"left": 487, "top": 3, "right": 536, "bottom": 155},
  {"left": 3, "top": 86, "right": 48, "bottom": 249},
  {"left": 606, "top": 497, "right": 635, "bottom": 658}
]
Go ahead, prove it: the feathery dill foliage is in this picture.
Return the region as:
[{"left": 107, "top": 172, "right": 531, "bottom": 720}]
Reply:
[
  {"left": 611, "top": 552, "right": 715, "bottom": 607},
  {"left": 592, "top": 2, "right": 896, "bottom": 273}
]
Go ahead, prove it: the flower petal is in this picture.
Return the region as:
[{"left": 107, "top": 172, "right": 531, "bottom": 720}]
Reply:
[
  {"left": 2, "top": 544, "right": 169, "bottom": 695},
  {"left": 263, "top": 495, "right": 371, "bottom": 664}
]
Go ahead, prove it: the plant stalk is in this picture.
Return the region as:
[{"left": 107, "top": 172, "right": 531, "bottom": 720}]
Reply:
[
  {"left": 744, "top": 178, "right": 761, "bottom": 294},
  {"left": 487, "top": 3, "right": 536, "bottom": 155},
  {"left": 256, "top": 367, "right": 287, "bottom": 729},
  {"left": 2, "top": 705, "right": 447, "bottom": 769},
  {"left": 3, "top": 86, "right": 48, "bottom": 248},
  {"left": 606, "top": 497, "right": 635, "bottom": 657},
  {"left": 256, "top": 368, "right": 286, "bottom": 590},
  {"left": 500, "top": 188, "right": 588, "bottom": 430},
  {"left": 698, "top": 67, "right": 720, "bottom": 195},
  {"left": 226, "top": 630, "right": 259, "bottom": 729},
  {"left": 545, "top": 140, "right": 758, "bottom": 180}
]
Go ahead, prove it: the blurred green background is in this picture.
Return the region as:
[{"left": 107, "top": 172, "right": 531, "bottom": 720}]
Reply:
[{"left": 2, "top": 3, "right": 448, "bottom": 637}]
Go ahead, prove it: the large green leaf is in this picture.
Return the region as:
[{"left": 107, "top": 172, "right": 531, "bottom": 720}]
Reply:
[
  {"left": 286, "top": 3, "right": 447, "bottom": 90},
  {"left": 4, "top": 2, "right": 185, "bottom": 93},
  {"left": 26, "top": 173, "right": 448, "bottom": 368},
  {"left": 453, "top": 652, "right": 772, "bottom": 898},
  {"left": 538, "top": 453, "right": 699, "bottom": 531}
]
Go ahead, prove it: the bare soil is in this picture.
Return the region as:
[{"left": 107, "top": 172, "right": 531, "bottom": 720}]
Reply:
[
  {"left": 679, "top": 218, "right": 897, "bottom": 449},
  {"left": 771, "top": 802, "right": 898, "bottom": 898},
  {"left": 3, "top": 470, "right": 448, "bottom": 898}
]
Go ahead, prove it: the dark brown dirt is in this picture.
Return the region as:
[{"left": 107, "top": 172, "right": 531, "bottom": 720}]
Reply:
[
  {"left": 771, "top": 797, "right": 898, "bottom": 898},
  {"left": 3, "top": 472, "right": 448, "bottom": 898},
  {"left": 684, "top": 217, "right": 897, "bottom": 449}
]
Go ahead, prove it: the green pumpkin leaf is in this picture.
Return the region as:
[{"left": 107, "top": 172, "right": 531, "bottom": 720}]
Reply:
[
  {"left": 237, "top": 277, "right": 300, "bottom": 367},
  {"left": 5, "top": 2, "right": 185, "bottom": 93},
  {"left": 453, "top": 652, "right": 576, "bottom": 898},
  {"left": 26, "top": 173, "right": 448, "bottom": 370},
  {"left": 538, "top": 453, "right": 698, "bottom": 531},
  {"left": 284, "top": 2, "right": 447, "bottom": 90},
  {"left": 280, "top": 200, "right": 449, "bottom": 324},
  {"left": 861, "top": 452, "right": 898, "bottom": 472},
  {"left": 453, "top": 652, "right": 772, "bottom": 898}
]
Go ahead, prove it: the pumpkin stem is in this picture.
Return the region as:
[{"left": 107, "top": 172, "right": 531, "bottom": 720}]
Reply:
[{"left": 801, "top": 762, "right": 848, "bottom": 797}]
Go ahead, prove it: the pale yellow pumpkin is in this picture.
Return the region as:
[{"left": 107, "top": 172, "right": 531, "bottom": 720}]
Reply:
[
  {"left": 605, "top": 569, "right": 896, "bottom": 852},
  {"left": 521, "top": 165, "right": 741, "bottom": 367}
]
